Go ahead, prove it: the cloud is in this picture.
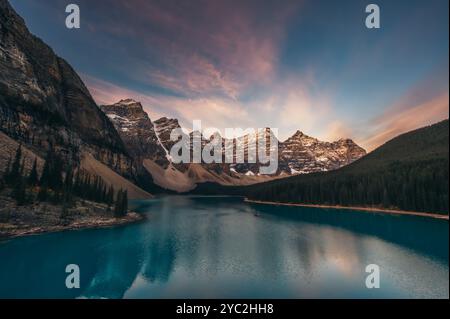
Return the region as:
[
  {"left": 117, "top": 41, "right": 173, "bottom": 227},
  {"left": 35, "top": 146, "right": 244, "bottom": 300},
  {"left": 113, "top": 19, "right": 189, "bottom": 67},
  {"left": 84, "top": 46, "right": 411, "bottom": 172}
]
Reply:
[
  {"left": 77, "top": 0, "right": 302, "bottom": 100},
  {"left": 11, "top": 0, "right": 449, "bottom": 157},
  {"left": 83, "top": 74, "right": 251, "bottom": 132},
  {"left": 242, "top": 73, "right": 335, "bottom": 141},
  {"left": 320, "top": 121, "right": 354, "bottom": 142},
  {"left": 78, "top": 0, "right": 447, "bottom": 150},
  {"left": 354, "top": 65, "right": 449, "bottom": 151},
  {"left": 361, "top": 92, "right": 449, "bottom": 151},
  {"left": 84, "top": 73, "right": 337, "bottom": 142},
  {"left": 84, "top": 74, "right": 170, "bottom": 121}
]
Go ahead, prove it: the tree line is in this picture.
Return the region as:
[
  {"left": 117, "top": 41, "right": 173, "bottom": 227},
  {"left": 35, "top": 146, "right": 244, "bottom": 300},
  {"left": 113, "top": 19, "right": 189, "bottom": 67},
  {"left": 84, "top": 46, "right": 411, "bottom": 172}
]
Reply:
[
  {"left": 246, "top": 159, "right": 448, "bottom": 214},
  {"left": 0, "top": 144, "right": 128, "bottom": 217}
]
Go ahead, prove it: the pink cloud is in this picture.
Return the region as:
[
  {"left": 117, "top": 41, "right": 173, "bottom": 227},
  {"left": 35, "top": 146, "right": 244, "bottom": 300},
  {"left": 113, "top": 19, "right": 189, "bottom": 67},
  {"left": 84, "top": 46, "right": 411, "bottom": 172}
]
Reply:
[
  {"left": 83, "top": 0, "right": 302, "bottom": 100},
  {"left": 361, "top": 92, "right": 449, "bottom": 151},
  {"left": 320, "top": 121, "right": 354, "bottom": 143},
  {"left": 84, "top": 70, "right": 344, "bottom": 143},
  {"left": 83, "top": 74, "right": 252, "bottom": 131}
]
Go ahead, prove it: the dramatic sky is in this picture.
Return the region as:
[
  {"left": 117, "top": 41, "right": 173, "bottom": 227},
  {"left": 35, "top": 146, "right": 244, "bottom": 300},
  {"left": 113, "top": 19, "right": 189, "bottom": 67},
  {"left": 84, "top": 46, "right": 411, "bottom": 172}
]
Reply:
[{"left": 10, "top": 0, "right": 449, "bottom": 150}]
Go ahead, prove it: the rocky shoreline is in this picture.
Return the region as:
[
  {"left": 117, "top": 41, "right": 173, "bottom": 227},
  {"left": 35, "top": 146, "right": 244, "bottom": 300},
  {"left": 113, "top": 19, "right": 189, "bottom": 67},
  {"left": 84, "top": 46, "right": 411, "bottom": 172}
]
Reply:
[{"left": 0, "top": 194, "right": 144, "bottom": 240}]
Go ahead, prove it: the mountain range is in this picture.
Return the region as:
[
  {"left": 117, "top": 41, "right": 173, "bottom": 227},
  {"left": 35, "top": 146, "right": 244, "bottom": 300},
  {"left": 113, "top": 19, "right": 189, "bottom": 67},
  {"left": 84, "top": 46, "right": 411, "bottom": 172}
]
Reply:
[{"left": 101, "top": 99, "right": 366, "bottom": 192}]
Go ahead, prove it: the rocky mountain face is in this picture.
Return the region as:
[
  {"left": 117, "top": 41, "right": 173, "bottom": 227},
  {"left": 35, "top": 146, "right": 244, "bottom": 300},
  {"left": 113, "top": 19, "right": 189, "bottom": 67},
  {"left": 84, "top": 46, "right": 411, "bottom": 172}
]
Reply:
[
  {"left": 0, "top": 0, "right": 132, "bottom": 175},
  {"left": 154, "top": 117, "right": 189, "bottom": 167},
  {"left": 278, "top": 131, "right": 366, "bottom": 174},
  {"left": 102, "top": 98, "right": 366, "bottom": 192},
  {"left": 230, "top": 128, "right": 279, "bottom": 175},
  {"left": 0, "top": 0, "right": 154, "bottom": 199},
  {"left": 101, "top": 99, "right": 168, "bottom": 168},
  {"left": 153, "top": 117, "right": 184, "bottom": 154}
]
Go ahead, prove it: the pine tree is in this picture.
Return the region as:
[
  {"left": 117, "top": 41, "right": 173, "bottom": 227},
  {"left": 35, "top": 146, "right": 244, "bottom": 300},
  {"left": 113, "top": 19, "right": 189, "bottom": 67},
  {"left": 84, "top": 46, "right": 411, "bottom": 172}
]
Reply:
[
  {"left": 62, "top": 165, "right": 74, "bottom": 205},
  {"left": 7, "top": 144, "right": 22, "bottom": 185},
  {"left": 19, "top": 158, "right": 25, "bottom": 177},
  {"left": 114, "top": 189, "right": 124, "bottom": 217},
  {"left": 94, "top": 176, "right": 101, "bottom": 202},
  {"left": 101, "top": 184, "right": 107, "bottom": 203},
  {"left": 39, "top": 146, "right": 63, "bottom": 191},
  {"left": 37, "top": 185, "right": 48, "bottom": 201},
  {"left": 113, "top": 189, "right": 128, "bottom": 217},
  {"left": 63, "top": 166, "right": 74, "bottom": 192},
  {"left": 122, "top": 190, "right": 128, "bottom": 214},
  {"left": 50, "top": 154, "right": 63, "bottom": 191},
  {"left": 27, "top": 158, "right": 39, "bottom": 186},
  {"left": 2, "top": 156, "right": 12, "bottom": 184},
  {"left": 106, "top": 185, "right": 114, "bottom": 207},
  {"left": 73, "top": 169, "right": 81, "bottom": 195},
  {"left": 11, "top": 176, "right": 27, "bottom": 205},
  {"left": 40, "top": 149, "right": 52, "bottom": 188}
]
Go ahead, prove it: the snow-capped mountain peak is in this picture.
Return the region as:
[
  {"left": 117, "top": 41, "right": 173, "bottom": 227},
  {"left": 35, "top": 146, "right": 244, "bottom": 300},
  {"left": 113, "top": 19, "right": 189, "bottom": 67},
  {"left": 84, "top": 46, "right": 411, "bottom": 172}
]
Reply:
[
  {"left": 100, "top": 98, "right": 367, "bottom": 191},
  {"left": 100, "top": 100, "right": 169, "bottom": 167}
]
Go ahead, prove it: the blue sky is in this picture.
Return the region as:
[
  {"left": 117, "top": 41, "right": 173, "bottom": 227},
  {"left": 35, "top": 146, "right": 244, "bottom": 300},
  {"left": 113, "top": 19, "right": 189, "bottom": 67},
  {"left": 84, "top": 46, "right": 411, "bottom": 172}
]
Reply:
[{"left": 9, "top": 0, "right": 449, "bottom": 149}]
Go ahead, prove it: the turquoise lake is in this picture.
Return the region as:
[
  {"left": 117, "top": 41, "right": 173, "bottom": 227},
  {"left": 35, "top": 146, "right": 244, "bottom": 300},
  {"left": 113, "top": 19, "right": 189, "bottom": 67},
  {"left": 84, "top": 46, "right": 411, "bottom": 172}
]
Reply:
[{"left": 0, "top": 196, "right": 448, "bottom": 298}]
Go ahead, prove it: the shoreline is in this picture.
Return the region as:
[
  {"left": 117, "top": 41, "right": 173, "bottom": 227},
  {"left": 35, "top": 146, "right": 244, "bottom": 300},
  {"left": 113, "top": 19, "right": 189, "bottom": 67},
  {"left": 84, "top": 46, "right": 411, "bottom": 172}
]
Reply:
[
  {"left": 0, "top": 192, "right": 147, "bottom": 241},
  {"left": 0, "top": 212, "right": 145, "bottom": 241},
  {"left": 244, "top": 198, "right": 449, "bottom": 220}
]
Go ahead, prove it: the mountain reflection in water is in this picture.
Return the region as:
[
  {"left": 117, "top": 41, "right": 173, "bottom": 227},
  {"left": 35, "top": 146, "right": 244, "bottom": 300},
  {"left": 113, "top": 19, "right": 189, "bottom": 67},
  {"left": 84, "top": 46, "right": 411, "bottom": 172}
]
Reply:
[{"left": 0, "top": 196, "right": 447, "bottom": 298}]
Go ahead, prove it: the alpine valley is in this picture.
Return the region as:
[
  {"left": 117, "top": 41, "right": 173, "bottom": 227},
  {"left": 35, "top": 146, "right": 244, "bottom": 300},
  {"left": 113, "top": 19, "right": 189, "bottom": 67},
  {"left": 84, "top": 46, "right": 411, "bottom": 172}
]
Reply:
[
  {"left": 0, "top": 0, "right": 367, "bottom": 237},
  {"left": 0, "top": 0, "right": 448, "bottom": 301},
  {"left": 0, "top": 0, "right": 447, "bottom": 241}
]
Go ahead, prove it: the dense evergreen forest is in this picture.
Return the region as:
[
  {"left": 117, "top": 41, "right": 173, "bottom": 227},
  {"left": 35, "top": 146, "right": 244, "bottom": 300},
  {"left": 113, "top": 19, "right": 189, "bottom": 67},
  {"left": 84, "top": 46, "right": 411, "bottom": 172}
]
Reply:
[
  {"left": 194, "top": 120, "right": 449, "bottom": 214},
  {"left": 0, "top": 145, "right": 129, "bottom": 217}
]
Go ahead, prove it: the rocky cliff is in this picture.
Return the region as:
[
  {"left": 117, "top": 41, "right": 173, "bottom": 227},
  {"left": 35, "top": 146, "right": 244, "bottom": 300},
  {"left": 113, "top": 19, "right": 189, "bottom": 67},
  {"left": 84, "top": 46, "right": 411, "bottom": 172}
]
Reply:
[{"left": 0, "top": 0, "right": 131, "bottom": 176}]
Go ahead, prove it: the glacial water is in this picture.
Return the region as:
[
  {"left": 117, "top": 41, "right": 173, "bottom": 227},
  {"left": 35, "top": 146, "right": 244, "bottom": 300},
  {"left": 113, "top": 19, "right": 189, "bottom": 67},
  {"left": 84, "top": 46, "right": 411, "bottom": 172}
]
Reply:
[{"left": 0, "top": 196, "right": 448, "bottom": 298}]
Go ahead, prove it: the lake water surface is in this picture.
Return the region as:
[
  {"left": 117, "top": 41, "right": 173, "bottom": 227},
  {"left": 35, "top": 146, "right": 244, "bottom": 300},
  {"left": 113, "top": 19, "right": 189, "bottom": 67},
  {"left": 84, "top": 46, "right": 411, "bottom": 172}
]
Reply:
[{"left": 0, "top": 196, "right": 448, "bottom": 298}]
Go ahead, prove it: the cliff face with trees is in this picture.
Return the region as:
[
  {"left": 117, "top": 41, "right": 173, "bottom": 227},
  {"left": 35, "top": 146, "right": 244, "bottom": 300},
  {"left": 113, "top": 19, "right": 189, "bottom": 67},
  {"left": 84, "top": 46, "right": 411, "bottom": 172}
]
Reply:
[
  {"left": 0, "top": 0, "right": 158, "bottom": 197},
  {"left": 1, "top": 144, "right": 129, "bottom": 217},
  {"left": 243, "top": 120, "right": 449, "bottom": 214}
]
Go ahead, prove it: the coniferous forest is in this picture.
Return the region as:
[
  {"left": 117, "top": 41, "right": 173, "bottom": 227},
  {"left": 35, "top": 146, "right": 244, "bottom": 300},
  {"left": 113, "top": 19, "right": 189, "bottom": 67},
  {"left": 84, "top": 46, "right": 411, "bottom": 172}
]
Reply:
[
  {"left": 243, "top": 120, "right": 449, "bottom": 214},
  {"left": 0, "top": 144, "right": 128, "bottom": 217}
]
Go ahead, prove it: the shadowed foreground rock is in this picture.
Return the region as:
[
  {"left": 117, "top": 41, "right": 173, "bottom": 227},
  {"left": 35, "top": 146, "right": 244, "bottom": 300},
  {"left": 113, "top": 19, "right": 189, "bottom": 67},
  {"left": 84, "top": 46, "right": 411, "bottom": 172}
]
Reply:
[{"left": 0, "top": 192, "right": 143, "bottom": 239}]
